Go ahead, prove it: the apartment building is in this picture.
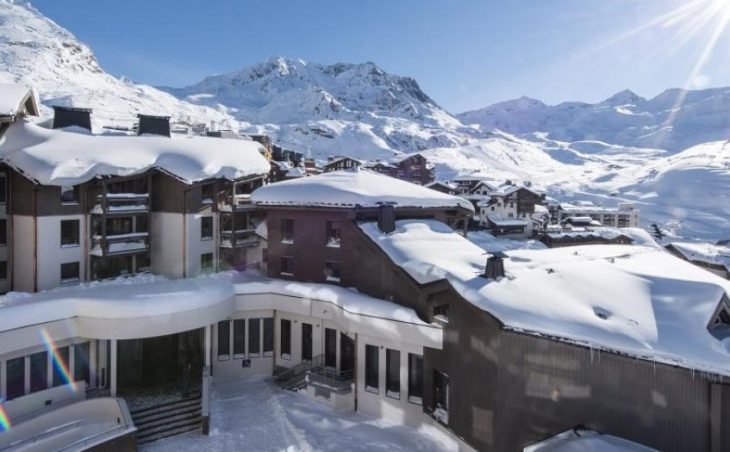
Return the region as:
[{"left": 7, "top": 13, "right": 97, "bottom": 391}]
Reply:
[{"left": 553, "top": 201, "right": 640, "bottom": 228}]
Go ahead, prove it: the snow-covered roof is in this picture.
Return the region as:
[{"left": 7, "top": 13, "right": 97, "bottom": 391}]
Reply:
[
  {"left": 323, "top": 156, "right": 362, "bottom": 167},
  {"left": 426, "top": 180, "right": 457, "bottom": 190},
  {"left": 487, "top": 215, "right": 529, "bottom": 227},
  {"left": 561, "top": 202, "right": 633, "bottom": 214},
  {"left": 359, "top": 219, "right": 730, "bottom": 376},
  {"left": 545, "top": 227, "right": 632, "bottom": 241},
  {"left": 0, "top": 83, "right": 37, "bottom": 117},
  {"left": 0, "top": 119, "right": 271, "bottom": 186},
  {"left": 667, "top": 242, "right": 730, "bottom": 270},
  {"left": 490, "top": 183, "right": 542, "bottom": 197},
  {"left": 524, "top": 429, "right": 657, "bottom": 452},
  {"left": 452, "top": 172, "right": 495, "bottom": 182},
  {"left": 251, "top": 169, "right": 474, "bottom": 212}
]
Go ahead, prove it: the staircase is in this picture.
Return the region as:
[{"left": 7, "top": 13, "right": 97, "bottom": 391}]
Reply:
[
  {"left": 130, "top": 392, "right": 202, "bottom": 445},
  {"left": 274, "top": 355, "right": 353, "bottom": 394}
]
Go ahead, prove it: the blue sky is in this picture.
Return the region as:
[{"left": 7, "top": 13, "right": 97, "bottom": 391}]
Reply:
[{"left": 31, "top": 0, "right": 730, "bottom": 113}]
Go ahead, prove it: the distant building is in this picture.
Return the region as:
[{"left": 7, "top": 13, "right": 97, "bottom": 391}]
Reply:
[
  {"left": 552, "top": 201, "right": 639, "bottom": 228},
  {"left": 476, "top": 182, "right": 545, "bottom": 237},
  {"left": 666, "top": 242, "right": 730, "bottom": 280},
  {"left": 425, "top": 180, "right": 458, "bottom": 195},
  {"left": 323, "top": 156, "right": 362, "bottom": 172},
  {"left": 540, "top": 228, "right": 634, "bottom": 248},
  {"left": 365, "top": 153, "right": 435, "bottom": 185}
]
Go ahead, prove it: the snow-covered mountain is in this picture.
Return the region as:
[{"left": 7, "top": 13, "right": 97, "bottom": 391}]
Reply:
[
  {"left": 3, "top": 0, "right": 730, "bottom": 240},
  {"left": 159, "top": 57, "right": 475, "bottom": 160},
  {"left": 458, "top": 88, "right": 730, "bottom": 152},
  {"left": 0, "top": 0, "right": 238, "bottom": 128}
]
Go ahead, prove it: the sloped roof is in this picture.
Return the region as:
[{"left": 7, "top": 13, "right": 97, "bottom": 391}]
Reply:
[
  {"left": 0, "top": 119, "right": 271, "bottom": 186},
  {"left": 0, "top": 83, "right": 39, "bottom": 117},
  {"left": 251, "top": 169, "right": 474, "bottom": 212},
  {"left": 360, "top": 219, "right": 730, "bottom": 377}
]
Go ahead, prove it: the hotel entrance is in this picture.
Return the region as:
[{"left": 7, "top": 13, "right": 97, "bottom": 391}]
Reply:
[{"left": 116, "top": 329, "right": 204, "bottom": 399}]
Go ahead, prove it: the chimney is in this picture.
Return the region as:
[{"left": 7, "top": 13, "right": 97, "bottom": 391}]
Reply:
[
  {"left": 377, "top": 203, "right": 396, "bottom": 234},
  {"left": 483, "top": 252, "right": 507, "bottom": 279},
  {"left": 137, "top": 114, "right": 171, "bottom": 137},
  {"left": 52, "top": 106, "right": 92, "bottom": 131}
]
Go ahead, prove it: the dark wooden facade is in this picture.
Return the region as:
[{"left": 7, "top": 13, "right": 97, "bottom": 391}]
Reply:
[
  {"left": 323, "top": 157, "right": 362, "bottom": 173},
  {"left": 346, "top": 222, "right": 729, "bottom": 452},
  {"left": 367, "top": 154, "right": 435, "bottom": 185},
  {"left": 541, "top": 232, "right": 633, "bottom": 248}
]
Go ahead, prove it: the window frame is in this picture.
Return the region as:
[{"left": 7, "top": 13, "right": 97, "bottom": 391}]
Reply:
[
  {"left": 61, "top": 185, "right": 79, "bottom": 205},
  {"left": 324, "top": 260, "right": 341, "bottom": 283},
  {"left": 200, "top": 252, "right": 214, "bottom": 273},
  {"left": 280, "top": 318, "right": 292, "bottom": 360},
  {"left": 248, "top": 318, "right": 261, "bottom": 358},
  {"left": 365, "top": 344, "right": 380, "bottom": 394},
  {"left": 385, "top": 349, "right": 401, "bottom": 400},
  {"left": 281, "top": 218, "right": 294, "bottom": 244},
  {"left": 263, "top": 317, "right": 274, "bottom": 357},
  {"left": 0, "top": 218, "right": 7, "bottom": 246},
  {"left": 408, "top": 353, "right": 424, "bottom": 405},
  {"left": 217, "top": 320, "right": 231, "bottom": 361},
  {"left": 200, "top": 216, "right": 214, "bottom": 241},
  {"left": 60, "top": 219, "right": 80, "bottom": 248},
  {"left": 233, "top": 318, "right": 246, "bottom": 359},
  {"left": 60, "top": 261, "right": 80, "bottom": 285},
  {"left": 280, "top": 256, "right": 294, "bottom": 277},
  {"left": 325, "top": 220, "right": 342, "bottom": 248}
]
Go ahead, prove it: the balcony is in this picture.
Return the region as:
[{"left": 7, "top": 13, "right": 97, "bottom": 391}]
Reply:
[
  {"left": 218, "top": 194, "right": 257, "bottom": 212},
  {"left": 91, "top": 193, "right": 150, "bottom": 215},
  {"left": 220, "top": 228, "right": 258, "bottom": 249},
  {"left": 90, "top": 231, "right": 150, "bottom": 256}
]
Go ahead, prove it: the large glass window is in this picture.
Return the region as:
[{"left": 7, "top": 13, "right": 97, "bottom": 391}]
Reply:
[
  {"left": 201, "top": 216, "right": 213, "bottom": 240},
  {"left": 325, "top": 328, "right": 337, "bottom": 368},
  {"left": 386, "top": 349, "right": 400, "bottom": 399},
  {"left": 0, "top": 174, "right": 6, "bottom": 204},
  {"left": 30, "top": 351, "right": 48, "bottom": 393},
  {"left": 301, "top": 323, "right": 313, "bottom": 361},
  {"left": 0, "top": 261, "right": 7, "bottom": 280},
  {"left": 0, "top": 219, "right": 6, "bottom": 246},
  {"left": 365, "top": 344, "right": 379, "bottom": 393},
  {"left": 281, "top": 218, "right": 294, "bottom": 244},
  {"left": 217, "top": 320, "right": 230, "bottom": 361},
  {"left": 280, "top": 319, "right": 291, "bottom": 359},
  {"left": 233, "top": 319, "right": 246, "bottom": 359},
  {"left": 408, "top": 353, "right": 424, "bottom": 404},
  {"left": 73, "top": 342, "right": 90, "bottom": 386},
  {"left": 52, "top": 346, "right": 70, "bottom": 387},
  {"left": 61, "top": 262, "right": 80, "bottom": 285},
  {"left": 6, "top": 356, "right": 25, "bottom": 400},
  {"left": 249, "top": 318, "right": 260, "bottom": 357},
  {"left": 263, "top": 318, "right": 274, "bottom": 356},
  {"left": 61, "top": 219, "right": 80, "bottom": 247}
]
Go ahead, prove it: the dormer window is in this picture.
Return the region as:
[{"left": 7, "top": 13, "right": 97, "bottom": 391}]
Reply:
[
  {"left": 709, "top": 294, "right": 730, "bottom": 337},
  {"left": 61, "top": 185, "right": 78, "bottom": 205}
]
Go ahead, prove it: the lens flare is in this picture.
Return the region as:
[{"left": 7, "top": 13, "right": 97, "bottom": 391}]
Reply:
[
  {"left": 40, "top": 329, "right": 76, "bottom": 391},
  {"left": 0, "top": 402, "right": 11, "bottom": 431}
]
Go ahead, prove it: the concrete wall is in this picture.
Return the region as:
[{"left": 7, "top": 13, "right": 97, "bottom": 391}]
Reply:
[
  {"left": 12, "top": 215, "right": 34, "bottom": 292},
  {"left": 37, "top": 214, "right": 86, "bottom": 290},
  {"left": 185, "top": 211, "right": 218, "bottom": 276},
  {"left": 150, "top": 212, "right": 184, "bottom": 278}
]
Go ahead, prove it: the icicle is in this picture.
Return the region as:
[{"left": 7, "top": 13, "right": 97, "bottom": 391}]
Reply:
[{"left": 590, "top": 346, "right": 594, "bottom": 364}]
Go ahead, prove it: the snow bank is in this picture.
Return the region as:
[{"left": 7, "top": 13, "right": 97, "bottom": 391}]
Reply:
[
  {"left": 251, "top": 169, "right": 473, "bottom": 212},
  {"left": 524, "top": 428, "right": 657, "bottom": 452},
  {"left": 360, "top": 219, "right": 730, "bottom": 376},
  {"left": 0, "top": 120, "right": 270, "bottom": 186},
  {"left": 0, "top": 82, "right": 32, "bottom": 116}
]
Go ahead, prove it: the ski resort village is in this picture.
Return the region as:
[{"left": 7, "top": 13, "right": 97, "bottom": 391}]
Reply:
[{"left": 1, "top": 1, "right": 730, "bottom": 451}]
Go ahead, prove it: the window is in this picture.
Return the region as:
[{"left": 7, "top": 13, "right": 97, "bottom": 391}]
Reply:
[
  {"left": 6, "top": 356, "right": 25, "bottom": 400},
  {"left": 201, "top": 216, "right": 213, "bottom": 240},
  {"left": 433, "top": 303, "right": 449, "bottom": 323},
  {"left": 61, "top": 262, "right": 80, "bottom": 285},
  {"left": 201, "top": 253, "right": 214, "bottom": 273},
  {"left": 386, "top": 349, "right": 400, "bottom": 399},
  {"left": 30, "top": 351, "right": 48, "bottom": 393},
  {"left": 280, "top": 319, "right": 291, "bottom": 359},
  {"left": 281, "top": 218, "right": 294, "bottom": 244},
  {"left": 365, "top": 344, "right": 379, "bottom": 393},
  {"left": 61, "top": 185, "right": 78, "bottom": 204},
  {"left": 408, "top": 354, "right": 424, "bottom": 404},
  {"left": 711, "top": 297, "right": 730, "bottom": 332},
  {"left": 233, "top": 319, "right": 246, "bottom": 359},
  {"left": 302, "top": 323, "right": 313, "bottom": 361},
  {"left": 0, "top": 219, "right": 6, "bottom": 246},
  {"left": 73, "top": 342, "right": 90, "bottom": 386},
  {"left": 280, "top": 256, "right": 294, "bottom": 276},
  {"left": 137, "top": 253, "right": 151, "bottom": 271},
  {"left": 201, "top": 183, "right": 215, "bottom": 203},
  {"left": 325, "top": 328, "right": 337, "bottom": 368},
  {"left": 262, "top": 248, "right": 268, "bottom": 263},
  {"left": 249, "top": 318, "right": 260, "bottom": 357},
  {"left": 263, "top": 318, "right": 274, "bottom": 356},
  {"left": 61, "top": 219, "right": 80, "bottom": 247},
  {"left": 433, "top": 370, "right": 450, "bottom": 424},
  {"left": 52, "top": 346, "right": 70, "bottom": 387},
  {"left": 218, "top": 320, "right": 230, "bottom": 361},
  {"left": 0, "top": 173, "right": 6, "bottom": 204},
  {"left": 0, "top": 261, "right": 6, "bottom": 280},
  {"left": 326, "top": 220, "right": 341, "bottom": 247},
  {"left": 324, "top": 261, "right": 341, "bottom": 283}
]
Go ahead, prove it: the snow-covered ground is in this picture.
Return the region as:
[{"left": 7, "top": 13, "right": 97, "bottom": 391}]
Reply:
[{"left": 142, "top": 376, "right": 453, "bottom": 452}]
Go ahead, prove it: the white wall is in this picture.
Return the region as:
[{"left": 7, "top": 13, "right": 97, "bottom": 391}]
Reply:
[
  {"left": 12, "top": 215, "right": 34, "bottom": 292},
  {"left": 356, "top": 333, "right": 427, "bottom": 427},
  {"left": 37, "top": 215, "right": 86, "bottom": 291},
  {"left": 150, "top": 212, "right": 184, "bottom": 278},
  {"left": 185, "top": 212, "right": 218, "bottom": 276}
]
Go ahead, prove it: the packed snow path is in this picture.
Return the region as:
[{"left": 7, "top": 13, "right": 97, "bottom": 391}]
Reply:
[{"left": 142, "top": 376, "right": 451, "bottom": 451}]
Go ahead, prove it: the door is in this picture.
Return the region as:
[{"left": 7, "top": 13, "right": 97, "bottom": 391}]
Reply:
[
  {"left": 340, "top": 333, "right": 355, "bottom": 373},
  {"left": 325, "top": 328, "right": 337, "bottom": 368}
]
